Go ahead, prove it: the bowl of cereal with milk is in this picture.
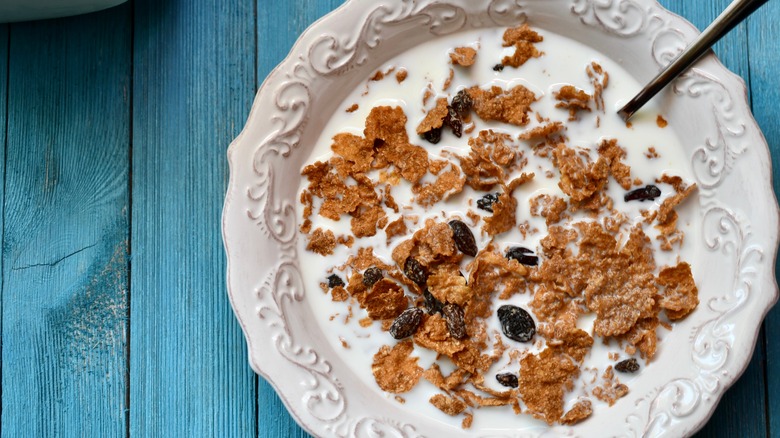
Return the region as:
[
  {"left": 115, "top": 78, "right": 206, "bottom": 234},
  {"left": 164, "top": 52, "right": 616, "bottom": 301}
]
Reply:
[{"left": 223, "top": 1, "right": 779, "bottom": 436}]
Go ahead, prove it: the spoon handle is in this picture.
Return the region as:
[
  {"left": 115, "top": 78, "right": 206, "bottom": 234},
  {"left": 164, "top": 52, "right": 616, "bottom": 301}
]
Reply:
[{"left": 618, "top": 0, "right": 770, "bottom": 121}]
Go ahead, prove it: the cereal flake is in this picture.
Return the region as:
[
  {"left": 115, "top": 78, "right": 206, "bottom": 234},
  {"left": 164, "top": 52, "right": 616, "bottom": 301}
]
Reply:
[
  {"left": 372, "top": 340, "right": 423, "bottom": 393},
  {"left": 450, "top": 47, "right": 478, "bottom": 67}
]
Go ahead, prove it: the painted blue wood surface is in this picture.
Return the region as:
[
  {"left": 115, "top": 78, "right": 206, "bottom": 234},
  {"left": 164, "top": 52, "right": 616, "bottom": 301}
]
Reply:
[
  {"left": 129, "top": 0, "right": 256, "bottom": 435},
  {"left": 746, "top": 0, "right": 780, "bottom": 436},
  {"left": 0, "top": 23, "right": 7, "bottom": 435},
  {"left": 0, "top": 0, "right": 775, "bottom": 437},
  {"left": 1, "top": 5, "right": 130, "bottom": 437}
]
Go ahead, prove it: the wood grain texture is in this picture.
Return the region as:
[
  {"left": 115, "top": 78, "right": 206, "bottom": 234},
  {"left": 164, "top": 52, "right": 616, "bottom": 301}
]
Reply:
[
  {"left": 658, "top": 2, "right": 769, "bottom": 436},
  {"left": 746, "top": 0, "right": 780, "bottom": 436},
  {"left": 0, "top": 5, "right": 130, "bottom": 437},
  {"left": 255, "top": 2, "right": 344, "bottom": 436},
  {"left": 129, "top": 0, "right": 256, "bottom": 436},
  {"left": 0, "top": 21, "right": 6, "bottom": 438}
]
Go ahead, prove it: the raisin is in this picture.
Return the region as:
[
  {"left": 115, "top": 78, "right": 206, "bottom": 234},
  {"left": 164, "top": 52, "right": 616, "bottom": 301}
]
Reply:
[
  {"left": 476, "top": 193, "right": 501, "bottom": 213},
  {"left": 327, "top": 274, "right": 344, "bottom": 288},
  {"left": 615, "top": 358, "right": 640, "bottom": 373},
  {"left": 389, "top": 308, "right": 424, "bottom": 339},
  {"left": 448, "top": 220, "right": 478, "bottom": 257},
  {"left": 496, "top": 372, "right": 518, "bottom": 388},
  {"left": 505, "top": 247, "right": 538, "bottom": 266},
  {"left": 423, "top": 289, "right": 443, "bottom": 314},
  {"left": 492, "top": 63, "right": 504, "bottom": 72},
  {"left": 442, "top": 303, "right": 467, "bottom": 340},
  {"left": 422, "top": 96, "right": 467, "bottom": 143},
  {"left": 444, "top": 106, "right": 463, "bottom": 138},
  {"left": 422, "top": 126, "right": 442, "bottom": 144},
  {"left": 497, "top": 305, "right": 535, "bottom": 342},
  {"left": 624, "top": 184, "right": 661, "bottom": 202},
  {"left": 450, "top": 89, "right": 473, "bottom": 118},
  {"left": 362, "top": 267, "right": 384, "bottom": 287},
  {"left": 404, "top": 257, "right": 428, "bottom": 286}
]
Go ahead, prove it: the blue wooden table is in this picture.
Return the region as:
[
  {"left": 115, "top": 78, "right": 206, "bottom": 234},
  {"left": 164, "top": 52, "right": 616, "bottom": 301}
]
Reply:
[{"left": 0, "top": 0, "right": 776, "bottom": 436}]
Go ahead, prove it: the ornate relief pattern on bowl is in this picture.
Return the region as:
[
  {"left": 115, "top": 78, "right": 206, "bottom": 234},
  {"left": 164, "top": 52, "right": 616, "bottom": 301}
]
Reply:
[{"left": 222, "top": 0, "right": 779, "bottom": 436}]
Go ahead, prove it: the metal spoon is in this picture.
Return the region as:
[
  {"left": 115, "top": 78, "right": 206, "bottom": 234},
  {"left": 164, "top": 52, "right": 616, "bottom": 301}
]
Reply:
[{"left": 618, "top": 0, "right": 770, "bottom": 121}]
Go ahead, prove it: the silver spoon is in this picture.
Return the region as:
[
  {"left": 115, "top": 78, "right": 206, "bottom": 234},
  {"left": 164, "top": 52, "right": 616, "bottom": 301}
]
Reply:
[{"left": 618, "top": 0, "right": 770, "bottom": 121}]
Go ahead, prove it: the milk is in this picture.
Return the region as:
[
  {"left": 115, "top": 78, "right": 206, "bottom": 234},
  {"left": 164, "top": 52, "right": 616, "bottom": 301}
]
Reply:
[{"left": 297, "top": 26, "right": 696, "bottom": 430}]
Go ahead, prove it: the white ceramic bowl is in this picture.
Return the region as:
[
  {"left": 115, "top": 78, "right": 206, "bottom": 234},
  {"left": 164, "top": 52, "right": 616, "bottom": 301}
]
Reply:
[
  {"left": 223, "top": 1, "right": 779, "bottom": 436},
  {"left": 0, "top": 0, "right": 126, "bottom": 23}
]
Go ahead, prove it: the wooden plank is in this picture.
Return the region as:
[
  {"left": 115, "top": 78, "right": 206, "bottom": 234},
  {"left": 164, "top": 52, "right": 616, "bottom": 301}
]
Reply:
[
  {"left": 658, "top": 2, "right": 768, "bottom": 436},
  {"left": 129, "top": 0, "right": 256, "bottom": 436},
  {"left": 0, "top": 5, "right": 131, "bottom": 437},
  {"left": 255, "top": 2, "right": 343, "bottom": 435},
  {"left": 746, "top": 1, "right": 780, "bottom": 436},
  {"left": 0, "top": 22, "right": 6, "bottom": 436}
]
